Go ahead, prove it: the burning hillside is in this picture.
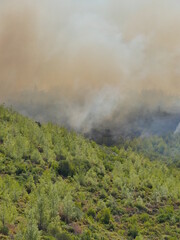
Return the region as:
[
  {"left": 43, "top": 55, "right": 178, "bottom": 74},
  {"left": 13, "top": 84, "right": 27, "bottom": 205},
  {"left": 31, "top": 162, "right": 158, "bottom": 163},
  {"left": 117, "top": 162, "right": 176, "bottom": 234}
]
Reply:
[{"left": 0, "top": 0, "right": 180, "bottom": 139}]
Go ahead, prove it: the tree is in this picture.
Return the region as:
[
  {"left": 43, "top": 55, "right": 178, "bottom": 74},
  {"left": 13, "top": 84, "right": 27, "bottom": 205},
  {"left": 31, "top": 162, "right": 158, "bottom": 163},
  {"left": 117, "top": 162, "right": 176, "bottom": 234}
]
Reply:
[
  {"left": 0, "top": 200, "right": 17, "bottom": 234},
  {"left": 36, "top": 194, "right": 49, "bottom": 230},
  {"left": 61, "top": 193, "right": 82, "bottom": 223}
]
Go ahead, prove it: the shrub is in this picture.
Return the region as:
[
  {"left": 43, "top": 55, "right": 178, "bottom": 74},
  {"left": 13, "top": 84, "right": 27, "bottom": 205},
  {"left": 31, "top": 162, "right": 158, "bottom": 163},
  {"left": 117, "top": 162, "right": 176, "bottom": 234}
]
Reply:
[
  {"left": 48, "top": 220, "right": 72, "bottom": 240},
  {"left": 31, "top": 150, "right": 43, "bottom": 164},
  {"left": 97, "top": 208, "right": 111, "bottom": 224},
  {"left": 87, "top": 208, "right": 96, "bottom": 218},
  {"left": 55, "top": 232, "right": 72, "bottom": 240},
  {"left": 70, "top": 222, "right": 82, "bottom": 235},
  {"left": 139, "top": 213, "right": 149, "bottom": 223},
  {"left": 157, "top": 206, "right": 174, "bottom": 223},
  {"left": 81, "top": 230, "right": 91, "bottom": 240},
  {"left": 0, "top": 225, "right": 9, "bottom": 235},
  {"left": 128, "top": 225, "right": 139, "bottom": 239},
  {"left": 58, "top": 160, "right": 75, "bottom": 177},
  {"left": 42, "top": 237, "right": 56, "bottom": 240},
  {"left": 99, "top": 189, "right": 108, "bottom": 199}
]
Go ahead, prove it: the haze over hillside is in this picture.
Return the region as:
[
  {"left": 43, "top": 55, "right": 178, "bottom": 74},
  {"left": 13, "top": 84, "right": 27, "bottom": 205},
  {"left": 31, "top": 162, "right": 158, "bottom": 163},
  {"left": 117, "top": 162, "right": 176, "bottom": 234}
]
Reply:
[{"left": 0, "top": 0, "right": 180, "bottom": 137}]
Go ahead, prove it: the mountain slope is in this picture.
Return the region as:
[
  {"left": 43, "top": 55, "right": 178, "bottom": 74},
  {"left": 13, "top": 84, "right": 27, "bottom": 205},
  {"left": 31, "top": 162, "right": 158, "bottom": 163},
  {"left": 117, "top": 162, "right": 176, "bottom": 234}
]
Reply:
[
  {"left": 0, "top": 105, "right": 180, "bottom": 240},
  {"left": 123, "top": 134, "right": 180, "bottom": 167}
]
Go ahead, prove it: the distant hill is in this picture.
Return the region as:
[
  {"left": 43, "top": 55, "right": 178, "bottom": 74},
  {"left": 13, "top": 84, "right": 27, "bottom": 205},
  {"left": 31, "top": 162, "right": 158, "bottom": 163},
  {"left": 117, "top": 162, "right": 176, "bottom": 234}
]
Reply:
[{"left": 0, "top": 105, "right": 179, "bottom": 239}]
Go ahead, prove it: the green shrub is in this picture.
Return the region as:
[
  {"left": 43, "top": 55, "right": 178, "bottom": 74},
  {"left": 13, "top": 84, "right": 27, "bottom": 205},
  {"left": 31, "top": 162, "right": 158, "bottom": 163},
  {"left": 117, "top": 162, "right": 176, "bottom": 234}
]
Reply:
[
  {"left": 87, "top": 208, "right": 96, "bottom": 218},
  {"left": 157, "top": 206, "right": 174, "bottom": 223},
  {"left": 128, "top": 225, "right": 139, "bottom": 239},
  {"left": 104, "top": 161, "right": 113, "bottom": 171},
  {"left": 97, "top": 208, "right": 111, "bottom": 224},
  {"left": 0, "top": 225, "right": 9, "bottom": 235},
  {"left": 43, "top": 237, "right": 56, "bottom": 240},
  {"left": 99, "top": 189, "right": 108, "bottom": 199},
  {"left": 48, "top": 217, "right": 71, "bottom": 238},
  {"left": 81, "top": 230, "right": 91, "bottom": 240},
  {"left": 31, "top": 150, "right": 43, "bottom": 164},
  {"left": 55, "top": 232, "right": 72, "bottom": 240},
  {"left": 139, "top": 213, "right": 149, "bottom": 223},
  {"left": 58, "top": 160, "right": 75, "bottom": 177}
]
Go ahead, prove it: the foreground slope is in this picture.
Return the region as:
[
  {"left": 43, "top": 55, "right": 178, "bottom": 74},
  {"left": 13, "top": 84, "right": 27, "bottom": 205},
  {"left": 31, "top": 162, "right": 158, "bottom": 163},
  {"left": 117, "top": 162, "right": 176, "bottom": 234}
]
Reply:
[{"left": 0, "top": 105, "right": 180, "bottom": 240}]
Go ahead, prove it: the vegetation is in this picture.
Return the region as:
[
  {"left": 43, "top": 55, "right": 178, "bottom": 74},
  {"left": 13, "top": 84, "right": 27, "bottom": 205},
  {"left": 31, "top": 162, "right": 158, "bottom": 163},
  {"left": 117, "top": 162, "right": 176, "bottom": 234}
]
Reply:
[
  {"left": 0, "top": 105, "right": 180, "bottom": 239},
  {"left": 123, "top": 134, "right": 180, "bottom": 167}
]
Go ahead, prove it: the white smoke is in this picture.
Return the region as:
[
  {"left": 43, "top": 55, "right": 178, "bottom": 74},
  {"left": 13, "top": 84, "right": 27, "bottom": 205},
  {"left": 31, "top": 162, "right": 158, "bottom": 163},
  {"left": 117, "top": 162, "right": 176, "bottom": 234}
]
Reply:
[
  {"left": 0, "top": 0, "right": 180, "bottom": 135},
  {"left": 175, "top": 123, "right": 180, "bottom": 134}
]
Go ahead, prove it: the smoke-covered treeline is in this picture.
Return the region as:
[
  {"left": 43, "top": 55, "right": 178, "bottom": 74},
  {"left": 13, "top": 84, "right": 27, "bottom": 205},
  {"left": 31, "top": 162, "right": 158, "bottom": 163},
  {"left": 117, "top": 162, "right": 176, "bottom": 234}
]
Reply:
[{"left": 0, "top": 0, "right": 180, "bottom": 137}]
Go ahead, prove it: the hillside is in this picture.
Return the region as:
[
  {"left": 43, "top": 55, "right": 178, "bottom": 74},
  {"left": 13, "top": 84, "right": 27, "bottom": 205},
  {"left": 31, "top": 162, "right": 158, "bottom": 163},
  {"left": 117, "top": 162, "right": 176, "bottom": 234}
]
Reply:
[
  {"left": 0, "top": 105, "right": 180, "bottom": 240},
  {"left": 122, "top": 134, "right": 180, "bottom": 168}
]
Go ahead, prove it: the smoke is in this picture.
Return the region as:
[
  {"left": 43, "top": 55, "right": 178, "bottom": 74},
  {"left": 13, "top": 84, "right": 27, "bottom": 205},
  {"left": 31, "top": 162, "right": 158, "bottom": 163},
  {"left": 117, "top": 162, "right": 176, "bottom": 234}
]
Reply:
[
  {"left": 175, "top": 123, "right": 180, "bottom": 134},
  {"left": 0, "top": 0, "right": 180, "bottom": 138}
]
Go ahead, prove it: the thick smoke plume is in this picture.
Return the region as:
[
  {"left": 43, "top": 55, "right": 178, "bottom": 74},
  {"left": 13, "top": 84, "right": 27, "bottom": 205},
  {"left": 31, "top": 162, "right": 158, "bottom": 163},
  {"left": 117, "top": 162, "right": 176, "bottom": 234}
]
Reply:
[{"left": 0, "top": 0, "right": 180, "bottom": 139}]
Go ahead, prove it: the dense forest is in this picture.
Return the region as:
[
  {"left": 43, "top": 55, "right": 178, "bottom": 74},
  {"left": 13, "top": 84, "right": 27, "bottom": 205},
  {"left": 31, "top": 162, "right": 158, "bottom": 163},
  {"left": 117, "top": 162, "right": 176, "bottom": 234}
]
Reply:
[
  {"left": 122, "top": 134, "right": 180, "bottom": 168},
  {"left": 0, "top": 105, "right": 180, "bottom": 240}
]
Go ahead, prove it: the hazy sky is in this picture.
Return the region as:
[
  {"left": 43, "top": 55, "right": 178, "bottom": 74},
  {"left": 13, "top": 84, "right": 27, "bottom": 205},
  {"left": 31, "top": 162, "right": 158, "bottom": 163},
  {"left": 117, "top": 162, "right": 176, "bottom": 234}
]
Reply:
[{"left": 0, "top": 0, "right": 180, "bottom": 134}]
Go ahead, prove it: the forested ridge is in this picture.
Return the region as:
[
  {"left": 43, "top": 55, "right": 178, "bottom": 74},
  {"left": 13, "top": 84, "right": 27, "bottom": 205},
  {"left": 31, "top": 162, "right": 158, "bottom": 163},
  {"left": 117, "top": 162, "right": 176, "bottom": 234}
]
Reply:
[{"left": 0, "top": 105, "right": 180, "bottom": 240}]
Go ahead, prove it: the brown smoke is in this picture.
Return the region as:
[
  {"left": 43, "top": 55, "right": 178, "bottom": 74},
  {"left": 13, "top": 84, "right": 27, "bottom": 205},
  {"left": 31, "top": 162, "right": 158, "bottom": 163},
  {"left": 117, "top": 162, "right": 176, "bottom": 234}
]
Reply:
[{"left": 0, "top": 0, "right": 180, "bottom": 135}]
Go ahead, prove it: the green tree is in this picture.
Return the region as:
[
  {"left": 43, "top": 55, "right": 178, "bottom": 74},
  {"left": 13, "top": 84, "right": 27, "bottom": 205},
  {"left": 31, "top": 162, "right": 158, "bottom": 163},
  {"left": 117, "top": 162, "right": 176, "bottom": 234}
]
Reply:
[{"left": 0, "top": 200, "right": 17, "bottom": 233}]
